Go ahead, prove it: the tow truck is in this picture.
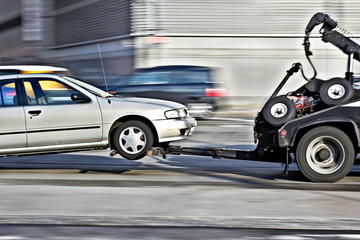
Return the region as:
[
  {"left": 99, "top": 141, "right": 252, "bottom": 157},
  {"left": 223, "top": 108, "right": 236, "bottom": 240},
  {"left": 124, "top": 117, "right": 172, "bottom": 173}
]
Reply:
[{"left": 147, "top": 13, "right": 360, "bottom": 183}]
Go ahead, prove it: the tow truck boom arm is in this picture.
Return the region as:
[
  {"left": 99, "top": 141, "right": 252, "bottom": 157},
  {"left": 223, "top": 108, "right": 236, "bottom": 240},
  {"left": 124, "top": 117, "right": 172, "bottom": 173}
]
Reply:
[
  {"left": 305, "top": 12, "right": 337, "bottom": 34},
  {"left": 305, "top": 12, "right": 360, "bottom": 62}
]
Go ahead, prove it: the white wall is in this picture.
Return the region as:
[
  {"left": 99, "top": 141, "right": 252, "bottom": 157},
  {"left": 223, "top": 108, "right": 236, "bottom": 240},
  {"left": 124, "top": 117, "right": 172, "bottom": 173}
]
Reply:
[{"left": 135, "top": 36, "right": 358, "bottom": 107}]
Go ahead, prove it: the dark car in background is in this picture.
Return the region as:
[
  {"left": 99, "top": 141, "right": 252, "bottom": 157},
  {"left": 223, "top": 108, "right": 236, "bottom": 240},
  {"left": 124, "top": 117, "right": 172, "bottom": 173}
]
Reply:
[{"left": 106, "top": 65, "right": 225, "bottom": 118}]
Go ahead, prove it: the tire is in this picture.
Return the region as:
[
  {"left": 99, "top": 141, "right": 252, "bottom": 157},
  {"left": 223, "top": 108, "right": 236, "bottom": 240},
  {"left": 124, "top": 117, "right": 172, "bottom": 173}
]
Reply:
[
  {"left": 113, "top": 120, "right": 154, "bottom": 160},
  {"left": 262, "top": 96, "right": 296, "bottom": 127},
  {"left": 319, "top": 78, "right": 354, "bottom": 106},
  {"left": 296, "top": 126, "right": 355, "bottom": 183}
]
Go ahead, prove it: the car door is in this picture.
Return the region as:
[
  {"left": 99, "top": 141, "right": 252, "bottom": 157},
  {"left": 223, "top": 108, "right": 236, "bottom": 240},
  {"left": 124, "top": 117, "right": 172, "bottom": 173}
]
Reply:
[
  {"left": 22, "top": 77, "right": 103, "bottom": 147},
  {"left": 0, "top": 78, "right": 27, "bottom": 150}
]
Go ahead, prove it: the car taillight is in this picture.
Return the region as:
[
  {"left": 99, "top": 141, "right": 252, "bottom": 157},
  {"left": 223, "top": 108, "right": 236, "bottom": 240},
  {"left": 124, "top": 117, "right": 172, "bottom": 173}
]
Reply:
[{"left": 205, "top": 88, "right": 226, "bottom": 97}]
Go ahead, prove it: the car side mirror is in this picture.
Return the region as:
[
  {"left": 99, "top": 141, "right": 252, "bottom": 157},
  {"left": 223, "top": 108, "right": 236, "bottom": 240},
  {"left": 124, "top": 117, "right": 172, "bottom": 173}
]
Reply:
[{"left": 71, "top": 93, "right": 91, "bottom": 103}]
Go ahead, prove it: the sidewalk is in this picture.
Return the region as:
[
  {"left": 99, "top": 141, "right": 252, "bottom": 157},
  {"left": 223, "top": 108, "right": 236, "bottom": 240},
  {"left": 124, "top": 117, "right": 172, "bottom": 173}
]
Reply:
[{"left": 1, "top": 215, "right": 360, "bottom": 230}]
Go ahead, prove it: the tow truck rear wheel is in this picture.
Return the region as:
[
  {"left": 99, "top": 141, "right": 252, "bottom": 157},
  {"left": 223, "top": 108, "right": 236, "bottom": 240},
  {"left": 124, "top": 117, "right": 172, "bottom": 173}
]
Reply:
[
  {"left": 262, "top": 96, "right": 296, "bottom": 127},
  {"left": 296, "top": 126, "right": 354, "bottom": 183},
  {"left": 319, "top": 78, "right": 354, "bottom": 106}
]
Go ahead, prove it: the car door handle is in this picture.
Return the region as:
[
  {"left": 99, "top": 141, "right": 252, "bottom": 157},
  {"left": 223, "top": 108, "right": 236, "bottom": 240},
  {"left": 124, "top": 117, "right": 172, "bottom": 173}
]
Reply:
[{"left": 28, "top": 110, "right": 42, "bottom": 116}]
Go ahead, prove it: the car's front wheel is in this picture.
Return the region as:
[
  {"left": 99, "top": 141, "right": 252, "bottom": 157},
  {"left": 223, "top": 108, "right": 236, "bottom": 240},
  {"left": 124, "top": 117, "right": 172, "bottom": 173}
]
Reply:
[{"left": 113, "top": 120, "right": 154, "bottom": 160}]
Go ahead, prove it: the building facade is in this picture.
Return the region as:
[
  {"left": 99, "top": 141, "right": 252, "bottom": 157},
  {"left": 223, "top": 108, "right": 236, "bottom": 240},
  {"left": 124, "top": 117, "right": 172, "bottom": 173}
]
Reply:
[{"left": 1, "top": 0, "right": 360, "bottom": 106}]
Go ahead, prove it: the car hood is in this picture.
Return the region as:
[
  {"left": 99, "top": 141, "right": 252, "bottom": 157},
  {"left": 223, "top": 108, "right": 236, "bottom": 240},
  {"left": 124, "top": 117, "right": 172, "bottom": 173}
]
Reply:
[
  {"left": 97, "top": 96, "right": 187, "bottom": 122},
  {"left": 108, "top": 96, "right": 185, "bottom": 109}
]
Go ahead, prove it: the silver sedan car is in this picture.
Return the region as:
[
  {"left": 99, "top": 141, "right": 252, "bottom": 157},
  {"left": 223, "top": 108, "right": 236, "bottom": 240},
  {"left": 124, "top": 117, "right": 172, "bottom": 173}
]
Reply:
[{"left": 0, "top": 74, "right": 197, "bottom": 160}]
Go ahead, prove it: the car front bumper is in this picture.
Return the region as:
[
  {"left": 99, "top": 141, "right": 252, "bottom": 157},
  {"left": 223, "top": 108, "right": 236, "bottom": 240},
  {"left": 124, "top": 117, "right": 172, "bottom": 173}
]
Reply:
[{"left": 152, "top": 117, "right": 197, "bottom": 142}]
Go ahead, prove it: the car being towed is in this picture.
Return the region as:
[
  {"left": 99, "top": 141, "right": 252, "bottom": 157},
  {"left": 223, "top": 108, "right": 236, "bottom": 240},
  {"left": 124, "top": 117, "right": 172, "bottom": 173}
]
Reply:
[{"left": 0, "top": 74, "right": 196, "bottom": 160}]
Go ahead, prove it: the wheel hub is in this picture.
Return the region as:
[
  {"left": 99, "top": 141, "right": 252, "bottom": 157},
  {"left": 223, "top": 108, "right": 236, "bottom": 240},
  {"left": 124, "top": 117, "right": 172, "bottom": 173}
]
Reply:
[
  {"left": 328, "top": 84, "right": 345, "bottom": 99},
  {"left": 318, "top": 148, "right": 331, "bottom": 161},
  {"left": 120, "top": 126, "right": 146, "bottom": 154},
  {"left": 127, "top": 135, "right": 138, "bottom": 146},
  {"left": 270, "top": 103, "right": 288, "bottom": 118},
  {"left": 306, "top": 136, "right": 344, "bottom": 174}
]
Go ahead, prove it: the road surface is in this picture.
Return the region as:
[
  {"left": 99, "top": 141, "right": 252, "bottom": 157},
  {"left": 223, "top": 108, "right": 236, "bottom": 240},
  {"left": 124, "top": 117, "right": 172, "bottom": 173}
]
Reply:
[{"left": 0, "top": 119, "right": 360, "bottom": 239}]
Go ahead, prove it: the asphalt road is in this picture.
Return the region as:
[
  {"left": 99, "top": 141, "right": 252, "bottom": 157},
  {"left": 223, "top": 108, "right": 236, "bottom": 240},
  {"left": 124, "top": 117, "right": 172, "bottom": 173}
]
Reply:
[{"left": 0, "top": 119, "right": 360, "bottom": 239}]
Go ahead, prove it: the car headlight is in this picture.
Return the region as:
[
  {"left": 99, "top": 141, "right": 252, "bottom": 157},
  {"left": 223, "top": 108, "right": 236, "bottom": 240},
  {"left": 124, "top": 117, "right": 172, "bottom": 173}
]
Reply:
[{"left": 165, "top": 108, "right": 188, "bottom": 119}]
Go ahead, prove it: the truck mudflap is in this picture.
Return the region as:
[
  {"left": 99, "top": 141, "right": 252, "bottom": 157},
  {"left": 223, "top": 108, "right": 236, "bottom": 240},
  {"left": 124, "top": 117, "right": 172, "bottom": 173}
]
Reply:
[{"left": 146, "top": 146, "right": 291, "bottom": 175}]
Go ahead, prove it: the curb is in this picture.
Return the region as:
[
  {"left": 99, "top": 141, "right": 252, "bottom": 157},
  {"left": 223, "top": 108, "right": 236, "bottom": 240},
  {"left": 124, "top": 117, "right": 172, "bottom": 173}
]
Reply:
[{"left": 1, "top": 216, "right": 360, "bottom": 230}]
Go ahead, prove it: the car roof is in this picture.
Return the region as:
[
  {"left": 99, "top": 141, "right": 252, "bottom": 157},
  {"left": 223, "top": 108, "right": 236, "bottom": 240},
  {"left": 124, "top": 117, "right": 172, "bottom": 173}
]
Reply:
[
  {"left": 0, "top": 65, "right": 69, "bottom": 74},
  {"left": 0, "top": 73, "right": 64, "bottom": 80}
]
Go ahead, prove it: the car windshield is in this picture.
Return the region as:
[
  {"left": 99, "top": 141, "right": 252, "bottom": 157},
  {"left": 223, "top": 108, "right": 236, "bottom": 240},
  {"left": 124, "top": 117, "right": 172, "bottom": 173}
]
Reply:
[{"left": 62, "top": 76, "right": 113, "bottom": 98}]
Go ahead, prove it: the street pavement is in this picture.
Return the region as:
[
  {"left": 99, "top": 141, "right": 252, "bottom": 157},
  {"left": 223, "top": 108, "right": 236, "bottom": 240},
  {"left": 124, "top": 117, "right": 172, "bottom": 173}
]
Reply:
[{"left": 0, "top": 119, "right": 360, "bottom": 234}]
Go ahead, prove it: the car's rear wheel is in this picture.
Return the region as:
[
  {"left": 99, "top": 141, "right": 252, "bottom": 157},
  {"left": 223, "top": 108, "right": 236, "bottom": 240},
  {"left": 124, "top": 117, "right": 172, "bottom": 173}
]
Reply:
[
  {"left": 113, "top": 120, "right": 154, "bottom": 160},
  {"left": 296, "top": 126, "right": 354, "bottom": 182}
]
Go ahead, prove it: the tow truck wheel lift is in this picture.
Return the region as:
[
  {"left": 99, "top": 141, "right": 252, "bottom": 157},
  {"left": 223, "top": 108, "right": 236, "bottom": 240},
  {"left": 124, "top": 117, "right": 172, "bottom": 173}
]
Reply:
[
  {"left": 147, "top": 145, "right": 291, "bottom": 175},
  {"left": 147, "top": 13, "right": 360, "bottom": 183}
]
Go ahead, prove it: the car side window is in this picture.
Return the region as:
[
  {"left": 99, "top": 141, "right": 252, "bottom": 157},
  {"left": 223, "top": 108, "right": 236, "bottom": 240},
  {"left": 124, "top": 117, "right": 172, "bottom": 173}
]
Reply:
[
  {"left": 24, "top": 79, "right": 80, "bottom": 105},
  {"left": 0, "top": 80, "right": 18, "bottom": 106},
  {"left": 173, "top": 70, "right": 210, "bottom": 84},
  {"left": 129, "top": 71, "right": 170, "bottom": 85}
]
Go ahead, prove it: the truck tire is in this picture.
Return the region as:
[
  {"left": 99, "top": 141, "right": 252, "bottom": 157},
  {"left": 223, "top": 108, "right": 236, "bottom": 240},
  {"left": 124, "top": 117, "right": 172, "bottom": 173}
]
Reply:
[
  {"left": 296, "top": 126, "right": 354, "bottom": 182},
  {"left": 319, "top": 78, "right": 354, "bottom": 106},
  {"left": 113, "top": 120, "right": 154, "bottom": 160},
  {"left": 262, "top": 96, "right": 296, "bottom": 127}
]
